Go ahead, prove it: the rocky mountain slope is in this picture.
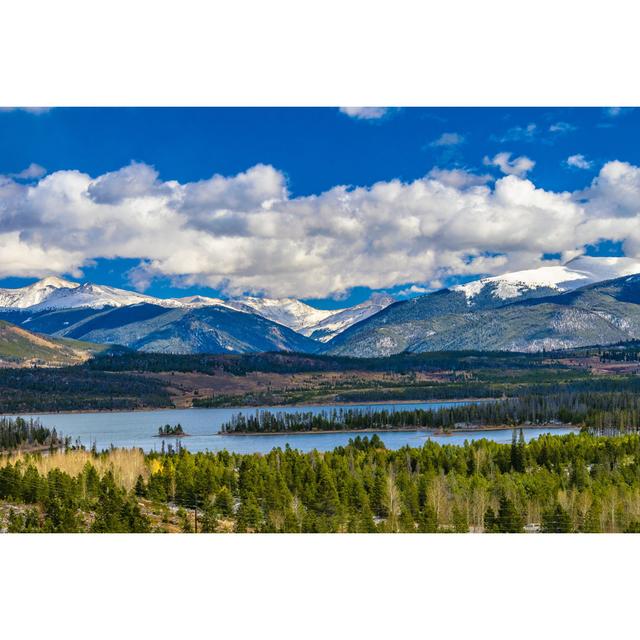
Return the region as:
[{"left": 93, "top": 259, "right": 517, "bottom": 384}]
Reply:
[
  {"left": 324, "top": 273, "right": 640, "bottom": 356},
  {"left": 2, "top": 257, "right": 640, "bottom": 356},
  {"left": 0, "top": 277, "right": 393, "bottom": 342},
  {"left": 0, "top": 320, "right": 112, "bottom": 366},
  {"left": 3, "top": 304, "right": 319, "bottom": 355}
]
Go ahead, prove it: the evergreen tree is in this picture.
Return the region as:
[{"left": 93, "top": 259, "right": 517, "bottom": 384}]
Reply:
[
  {"left": 215, "top": 486, "right": 235, "bottom": 518},
  {"left": 134, "top": 474, "right": 147, "bottom": 497},
  {"left": 542, "top": 503, "right": 572, "bottom": 533},
  {"left": 483, "top": 506, "right": 497, "bottom": 532},
  {"left": 496, "top": 496, "right": 523, "bottom": 533},
  {"left": 420, "top": 504, "right": 438, "bottom": 533}
]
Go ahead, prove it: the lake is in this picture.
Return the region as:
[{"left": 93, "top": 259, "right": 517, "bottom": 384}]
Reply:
[{"left": 7, "top": 401, "right": 578, "bottom": 454}]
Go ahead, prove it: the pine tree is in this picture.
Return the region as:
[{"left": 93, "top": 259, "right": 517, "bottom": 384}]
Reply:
[
  {"left": 452, "top": 506, "right": 469, "bottom": 533},
  {"left": 215, "top": 486, "right": 235, "bottom": 517},
  {"left": 420, "top": 504, "right": 438, "bottom": 532},
  {"left": 483, "top": 506, "right": 497, "bottom": 532},
  {"left": 236, "top": 493, "right": 263, "bottom": 532},
  {"left": 542, "top": 503, "right": 572, "bottom": 533},
  {"left": 134, "top": 474, "right": 147, "bottom": 497},
  {"left": 315, "top": 463, "right": 340, "bottom": 517},
  {"left": 497, "top": 496, "right": 523, "bottom": 533}
]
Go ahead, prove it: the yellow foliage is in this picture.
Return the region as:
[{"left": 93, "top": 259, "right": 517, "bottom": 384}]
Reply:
[
  {"left": 0, "top": 448, "right": 149, "bottom": 492},
  {"left": 148, "top": 458, "right": 163, "bottom": 476}
]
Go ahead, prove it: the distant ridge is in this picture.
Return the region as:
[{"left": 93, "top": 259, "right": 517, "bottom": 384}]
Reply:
[
  {"left": 0, "top": 319, "right": 112, "bottom": 366},
  {"left": 0, "top": 277, "right": 394, "bottom": 342},
  {"left": 324, "top": 261, "right": 640, "bottom": 357},
  {"left": 2, "top": 256, "right": 640, "bottom": 356}
]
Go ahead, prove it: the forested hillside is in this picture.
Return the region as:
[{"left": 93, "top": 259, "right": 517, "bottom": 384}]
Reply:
[{"left": 3, "top": 432, "right": 640, "bottom": 532}]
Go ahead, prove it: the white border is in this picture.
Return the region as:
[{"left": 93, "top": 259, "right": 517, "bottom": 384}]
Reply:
[
  {"left": 2, "top": 1, "right": 640, "bottom": 637},
  {"left": 1, "top": 0, "right": 639, "bottom": 106},
  {"left": 1, "top": 533, "right": 638, "bottom": 639}
]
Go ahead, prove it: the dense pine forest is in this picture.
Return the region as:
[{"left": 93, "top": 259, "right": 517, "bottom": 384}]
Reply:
[
  {"left": 86, "top": 349, "right": 558, "bottom": 375},
  {"left": 0, "top": 367, "right": 172, "bottom": 412},
  {"left": 3, "top": 432, "right": 640, "bottom": 532},
  {"left": 0, "top": 417, "right": 67, "bottom": 451},
  {"left": 220, "top": 391, "right": 640, "bottom": 434}
]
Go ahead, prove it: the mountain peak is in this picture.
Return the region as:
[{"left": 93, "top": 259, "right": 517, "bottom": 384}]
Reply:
[
  {"left": 452, "top": 256, "right": 640, "bottom": 303},
  {"left": 33, "top": 276, "right": 79, "bottom": 290}
]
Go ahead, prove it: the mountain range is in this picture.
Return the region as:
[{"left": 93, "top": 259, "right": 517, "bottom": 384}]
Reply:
[
  {"left": 1, "top": 255, "right": 640, "bottom": 357},
  {"left": 324, "top": 257, "right": 640, "bottom": 356},
  {"left": 0, "top": 277, "right": 393, "bottom": 355}
]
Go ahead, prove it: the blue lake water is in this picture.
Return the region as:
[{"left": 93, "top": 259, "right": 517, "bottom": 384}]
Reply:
[{"left": 7, "top": 401, "right": 578, "bottom": 454}]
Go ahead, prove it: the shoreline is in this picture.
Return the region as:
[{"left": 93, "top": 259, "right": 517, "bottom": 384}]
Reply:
[
  {"left": 219, "top": 423, "right": 577, "bottom": 437},
  {"left": 0, "top": 397, "right": 494, "bottom": 417}
]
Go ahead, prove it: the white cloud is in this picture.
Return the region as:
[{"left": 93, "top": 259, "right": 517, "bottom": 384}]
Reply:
[
  {"left": 566, "top": 154, "right": 592, "bottom": 170},
  {"left": 339, "top": 107, "right": 390, "bottom": 120},
  {"left": 494, "top": 123, "right": 537, "bottom": 142},
  {"left": 1, "top": 159, "right": 640, "bottom": 299},
  {"left": 426, "top": 168, "right": 492, "bottom": 189},
  {"left": 581, "top": 161, "right": 640, "bottom": 218},
  {"left": 483, "top": 152, "right": 535, "bottom": 177},
  {"left": 549, "top": 121, "right": 576, "bottom": 134},
  {"left": 9, "top": 163, "right": 47, "bottom": 180},
  {"left": 430, "top": 132, "right": 464, "bottom": 147},
  {"left": 397, "top": 284, "right": 432, "bottom": 296},
  {"left": 87, "top": 162, "right": 170, "bottom": 204}
]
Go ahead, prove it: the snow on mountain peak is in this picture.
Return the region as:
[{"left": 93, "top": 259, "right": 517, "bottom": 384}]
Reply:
[
  {"left": 34, "top": 276, "right": 79, "bottom": 290},
  {"left": 27, "top": 282, "right": 178, "bottom": 311},
  {"left": 227, "top": 297, "right": 335, "bottom": 332},
  {"left": 452, "top": 256, "right": 640, "bottom": 303},
  {"left": 0, "top": 276, "right": 396, "bottom": 341},
  {"left": 174, "top": 295, "right": 228, "bottom": 308},
  {"left": 0, "top": 276, "right": 80, "bottom": 309},
  {"left": 297, "top": 293, "right": 396, "bottom": 341}
]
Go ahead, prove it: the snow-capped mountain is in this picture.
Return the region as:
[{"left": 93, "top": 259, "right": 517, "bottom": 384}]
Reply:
[
  {"left": 173, "top": 295, "right": 228, "bottom": 308},
  {"left": 324, "top": 257, "right": 640, "bottom": 357},
  {"left": 219, "top": 294, "right": 395, "bottom": 341},
  {"left": 224, "top": 297, "right": 335, "bottom": 334},
  {"left": 28, "top": 282, "right": 185, "bottom": 311},
  {"left": 0, "top": 276, "right": 80, "bottom": 309},
  {"left": 0, "top": 278, "right": 183, "bottom": 311},
  {"left": 452, "top": 256, "right": 640, "bottom": 303},
  {"left": 305, "top": 293, "right": 396, "bottom": 342},
  {"left": 0, "top": 277, "right": 395, "bottom": 342}
]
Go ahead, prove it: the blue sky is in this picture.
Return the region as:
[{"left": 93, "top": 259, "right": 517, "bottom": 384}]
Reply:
[{"left": 0, "top": 106, "right": 638, "bottom": 308}]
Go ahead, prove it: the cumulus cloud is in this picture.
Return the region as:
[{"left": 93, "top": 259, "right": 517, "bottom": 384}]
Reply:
[
  {"left": 339, "top": 107, "right": 390, "bottom": 120},
  {"left": 9, "top": 163, "right": 47, "bottom": 180},
  {"left": 397, "top": 284, "right": 432, "bottom": 297},
  {"left": 566, "top": 154, "right": 592, "bottom": 170},
  {"left": 426, "top": 168, "right": 492, "bottom": 189},
  {"left": 87, "top": 162, "right": 167, "bottom": 204},
  {"left": 430, "top": 132, "right": 464, "bottom": 147},
  {"left": 1, "top": 159, "right": 640, "bottom": 299},
  {"left": 483, "top": 152, "right": 535, "bottom": 177}
]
